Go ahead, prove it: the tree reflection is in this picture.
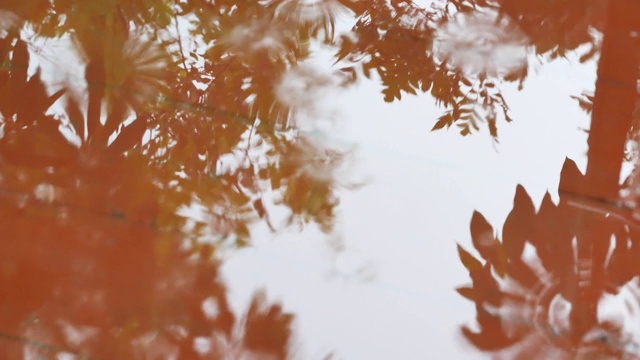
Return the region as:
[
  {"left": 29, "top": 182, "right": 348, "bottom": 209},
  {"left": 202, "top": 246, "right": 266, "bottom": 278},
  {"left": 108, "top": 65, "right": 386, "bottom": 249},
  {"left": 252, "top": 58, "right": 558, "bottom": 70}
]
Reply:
[
  {"left": 457, "top": 0, "right": 640, "bottom": 357},
  {"left": 334, "top": 0, "right": 609, "bottom": 140},
  {"left": 0, "top": 197, "right": 294, "bottom": 358},
  {"left": 458, "top": 170, "right": 640, "bottom": 358},
  {"left": 0, "top": 37, "right": 297, "bottom": 360},
  {"left": 6, "top": 0, "right": 638, "bottom": 357},
  {"left": 334, "top": 0, "right": 521, "bottom": 139},
  {"left": 0, "top": 0, "right": 349, "bottom": 357}
]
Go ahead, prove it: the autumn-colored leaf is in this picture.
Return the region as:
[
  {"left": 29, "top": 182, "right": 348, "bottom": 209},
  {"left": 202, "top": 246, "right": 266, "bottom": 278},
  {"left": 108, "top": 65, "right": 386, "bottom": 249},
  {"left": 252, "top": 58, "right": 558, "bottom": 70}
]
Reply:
[
  {"left": 570, "top": 93, "right": 594, "bottom": 114},
  {"left": 470, "top": 211, "right": 495, "bottom": 253},
  {"left": 457, "top": 244, "right": 483, "bottom": 272},
  {"left": 254, "top": 198, "right": 267, "bottom": 218},
  {"left": 455, "top": 286, "right": 478, "bottom": 301},
  {"left": 65, "top": 96, "right": 85, "bottom": 139},
  {"left": 432, "top": 112, "right": 452, "bottom": 131},
  {"left": 243, "top": 292, "right": 294, "bottom": 359},
  {"left": 108, "top": 114, "right": 147, "bottom": 155},
  {"left": 487, "top": 116, "right": 498, "bottom": 139}
]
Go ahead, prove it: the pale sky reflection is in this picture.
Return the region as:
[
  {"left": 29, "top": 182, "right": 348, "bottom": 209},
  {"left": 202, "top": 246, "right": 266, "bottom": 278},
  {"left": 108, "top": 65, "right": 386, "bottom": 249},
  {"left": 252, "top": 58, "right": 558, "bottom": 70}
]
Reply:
[{"left": 221, "top": 39, "right": 597, "bottom": 359}]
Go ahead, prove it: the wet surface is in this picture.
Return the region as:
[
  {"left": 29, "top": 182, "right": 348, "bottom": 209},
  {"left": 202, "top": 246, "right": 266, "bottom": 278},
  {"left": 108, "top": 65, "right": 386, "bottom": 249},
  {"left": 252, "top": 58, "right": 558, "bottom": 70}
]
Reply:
[{"left": 1, "top": 0, "right": 640, "bottom": 359}]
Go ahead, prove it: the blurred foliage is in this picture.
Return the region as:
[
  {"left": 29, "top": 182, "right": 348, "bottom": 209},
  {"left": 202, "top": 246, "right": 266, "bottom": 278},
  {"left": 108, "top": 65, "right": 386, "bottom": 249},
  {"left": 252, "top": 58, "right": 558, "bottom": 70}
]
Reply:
[
  {"left": 0, "top": 35, "right": 296, "bottom": 359},
  {"left": 0, "top": 0, "right": 627, "bottom": 356},
  {"left": 456, "top": 1, "right": 640, "bottom": 355},
  {"left": 0, "top": 188, "right": 294, "bottom": 358},
  {"left": 457, "top": 160, "right": 640, "bottom": 358},
  {"left": 333, "top": 0, "right": 606, "bottom": 140},
  {"left": 0, "top": 0, "right": 349, "bottom": 357}
]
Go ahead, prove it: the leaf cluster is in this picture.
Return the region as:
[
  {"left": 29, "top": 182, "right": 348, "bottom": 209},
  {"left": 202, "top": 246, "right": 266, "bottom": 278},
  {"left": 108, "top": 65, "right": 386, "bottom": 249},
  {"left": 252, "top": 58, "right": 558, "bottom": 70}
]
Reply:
[{"left": 457, "top": 159, "right": 640, "bottom": 356}]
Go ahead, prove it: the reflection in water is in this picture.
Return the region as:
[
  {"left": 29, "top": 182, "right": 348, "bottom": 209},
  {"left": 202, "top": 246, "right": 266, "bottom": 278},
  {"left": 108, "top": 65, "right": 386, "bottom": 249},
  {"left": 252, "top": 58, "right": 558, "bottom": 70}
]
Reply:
[
  {"left": 456, "top": 0, "right": 640, "bottom": 358},
  {"left": 2, "top": 0, "right": 640, "bottom": 357},
  {"left": 433, "top": 11, "right": 528, "bottom": 78},
  {"left": 0, "top": 0, "right": 350, "bottom": 357},
  {"left": 458, "top": 174, "right": 640, "bottom": 358},
  {"left": 0, "top": 35, "right": 297, "bottom": 357}
]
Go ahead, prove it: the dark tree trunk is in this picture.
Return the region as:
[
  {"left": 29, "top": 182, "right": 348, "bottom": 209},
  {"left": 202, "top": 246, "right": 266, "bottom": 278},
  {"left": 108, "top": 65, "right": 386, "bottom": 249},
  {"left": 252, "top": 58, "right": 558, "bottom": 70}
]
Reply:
[
  {"left": 583, "top": 0, "right": 640, "bottom": 200},
  {"left": 566, "top": 0, "right": 640, "bottom": 340}
]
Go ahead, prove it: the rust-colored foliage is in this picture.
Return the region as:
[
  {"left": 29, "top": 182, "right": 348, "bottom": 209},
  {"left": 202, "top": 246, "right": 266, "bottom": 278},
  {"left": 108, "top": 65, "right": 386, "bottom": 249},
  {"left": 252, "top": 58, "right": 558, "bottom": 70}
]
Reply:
[
  {"left": 0, "top": 196, "right": 296, "bottom": 358},
  {"left": 333, "top": 0, "right": 610, "bottom": 140},
  {"left": 335, "top": 0, "right": 518, "bottom": 139},
  {"left": 6, "top": 0, "right": 637, "bottom": 356},
  {"left": 457, "top": 163, "right": 640, "bottom": 358},
  {"left": 0, "top": 0, "right": 353, "bottom": 357},
  {"left": 457, "top": 1, "right": 640, "bottom": 357}
]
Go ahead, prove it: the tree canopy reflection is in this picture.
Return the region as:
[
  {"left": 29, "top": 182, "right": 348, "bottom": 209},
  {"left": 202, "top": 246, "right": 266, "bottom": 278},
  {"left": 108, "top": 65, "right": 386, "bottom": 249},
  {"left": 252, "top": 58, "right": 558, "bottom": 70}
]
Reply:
[
  {"left": 0, "top": 0, "right": 347, "bottom": 357},
  {"left": 456, "top": 0, "right": 640, "bottom": 357},
  {"left": 2, "top": 0, "right": 639, "bottom": 357}
]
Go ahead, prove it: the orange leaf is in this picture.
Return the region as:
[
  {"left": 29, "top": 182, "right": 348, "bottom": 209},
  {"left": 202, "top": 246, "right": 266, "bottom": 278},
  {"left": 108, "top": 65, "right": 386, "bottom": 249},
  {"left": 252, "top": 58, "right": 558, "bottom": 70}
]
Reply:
[
  {"left": 456, "top": 286, "right": 478, "bottom": 301},
  {"left": 457, "top": 244, "right": 483, "bottom": 272},
  {"left": 108, "top": 114, "right": 148, "bottom": 155}
]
